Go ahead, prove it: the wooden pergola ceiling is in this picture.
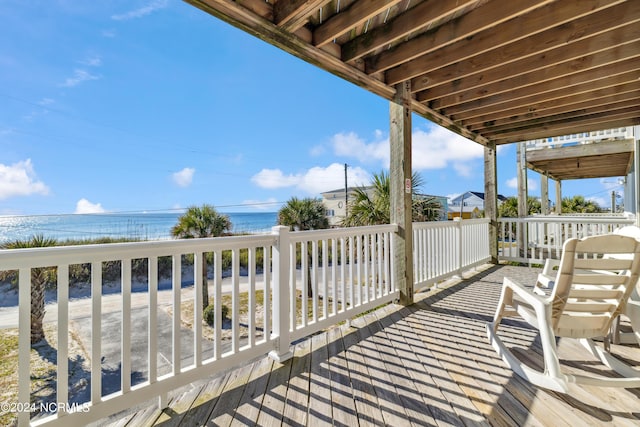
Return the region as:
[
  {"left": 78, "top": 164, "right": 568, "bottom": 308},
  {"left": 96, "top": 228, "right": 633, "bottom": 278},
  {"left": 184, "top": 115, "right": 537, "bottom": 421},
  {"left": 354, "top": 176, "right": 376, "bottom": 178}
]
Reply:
[{"left": 185, "top": 0, "right": 640, "bottom": 146}]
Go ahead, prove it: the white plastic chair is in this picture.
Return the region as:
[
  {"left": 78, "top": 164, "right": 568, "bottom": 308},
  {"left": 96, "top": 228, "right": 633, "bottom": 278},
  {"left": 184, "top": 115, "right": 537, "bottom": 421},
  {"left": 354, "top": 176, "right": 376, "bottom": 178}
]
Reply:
[{"left": 487, "top": 234, "right": 640, "bottom": 393}]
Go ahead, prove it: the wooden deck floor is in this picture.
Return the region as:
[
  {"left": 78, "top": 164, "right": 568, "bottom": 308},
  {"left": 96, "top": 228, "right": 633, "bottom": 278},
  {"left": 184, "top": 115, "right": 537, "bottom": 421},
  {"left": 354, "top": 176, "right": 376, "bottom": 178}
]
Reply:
[{"left": 102, "top": 265, "right": 640, "bottom": 427}]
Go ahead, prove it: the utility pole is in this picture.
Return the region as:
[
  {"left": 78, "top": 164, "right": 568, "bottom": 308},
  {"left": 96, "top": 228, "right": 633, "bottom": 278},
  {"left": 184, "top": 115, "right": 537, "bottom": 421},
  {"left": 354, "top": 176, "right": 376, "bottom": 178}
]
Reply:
[{"left": 344, "top": 163, "right": 349, "bottom": 219}]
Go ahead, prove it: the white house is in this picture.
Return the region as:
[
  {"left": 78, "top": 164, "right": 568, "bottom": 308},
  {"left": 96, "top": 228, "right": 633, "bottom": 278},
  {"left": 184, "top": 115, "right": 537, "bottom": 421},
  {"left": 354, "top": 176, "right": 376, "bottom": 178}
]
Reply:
[{"left": 321, "top": 186, "right": 374, "bottom": 227}]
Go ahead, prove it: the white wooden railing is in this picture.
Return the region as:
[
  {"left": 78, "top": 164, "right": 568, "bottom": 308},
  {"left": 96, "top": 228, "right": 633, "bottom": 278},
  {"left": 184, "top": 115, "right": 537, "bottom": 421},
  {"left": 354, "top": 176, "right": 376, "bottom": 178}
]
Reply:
[
  {"left": 14, "top": 215, "right": 639, "bottom": 424},
  {"left": 524, "top": 127, "right": 633, "bottom": 151},
  {"left": 0, "top": 224, "right": 400, "bottom": 426},
  {"left": 498, "top": 215, "right": 635, "bottom": 264},
  {"left": 413, "top": 218, "right": 491, "bottom": 289}
]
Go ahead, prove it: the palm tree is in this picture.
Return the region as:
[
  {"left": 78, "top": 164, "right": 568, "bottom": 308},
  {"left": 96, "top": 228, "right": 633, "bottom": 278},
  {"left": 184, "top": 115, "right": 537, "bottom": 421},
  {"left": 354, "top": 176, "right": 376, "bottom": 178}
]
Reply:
[
  {"left": 343, "top": 170, "right": 440, "bottom": 226},
  {"left": 172, "top": 205, "right": 232, "bottom": 311},
  {"left": 561, "top": 195, "right": 602, "bottom": 214},
  {"left": 278, "top": 197, "right": 329, "bottom": 296},
  {"left": 498, "top": 196, "right": 542, "bottom": 218},
  {"left": 278, "top": 197, "right": 328, "bottom": 231},
  {"left": 413, "top": 195, "right": 443, "bottom": 222},
  {"left": 2, "top": 234, "right": 58, "bottom": 344}
]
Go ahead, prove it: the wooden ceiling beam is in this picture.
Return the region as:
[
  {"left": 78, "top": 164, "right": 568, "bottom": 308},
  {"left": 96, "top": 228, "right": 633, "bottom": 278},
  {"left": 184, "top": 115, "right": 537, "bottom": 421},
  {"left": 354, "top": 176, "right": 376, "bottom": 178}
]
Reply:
[
  {"left": 429, "top": 41, "right": 640, "bottom": 109},
  {"left": 367, "top": 0, "right": 553, "bottom": 76},
  {"left": 468, "top": 90, "right": 640, "bottom": 132},
  {"left": 411, "top": 16, "right": 640, "bottom": 101},
  {"left": 481, "top": 101, "right": 640, "bottom": 138},
  {"left": 462, "top": 82, "right": 640, "bottom": 128},
  {"left": 341, "top": 0, "right": 474, "bottom": 63},
  {"left": 384, "top": 0, "right": 623, "bottom": 86},
  {"left": 443, "top": 61, "right": 640, "bottom": 118},
  {"left": 274, "top": 0, "right": 329, "bottom": 31},
  {"left": 313, "top": 0, "right": 404, "bottom": 47},
  {"left": 492, "top": 114, "right": 640, "bottom": 144}
]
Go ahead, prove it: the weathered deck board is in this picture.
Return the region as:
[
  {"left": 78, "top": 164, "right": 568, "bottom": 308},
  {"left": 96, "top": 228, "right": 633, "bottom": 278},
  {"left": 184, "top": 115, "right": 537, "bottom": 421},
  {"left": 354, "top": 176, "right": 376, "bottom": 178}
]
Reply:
[
  {"left": 326, "top": 325, "right": 359, "bottom": 426},
  {"left": 101, "top": 265, "right": 639, "bottom": 427}
]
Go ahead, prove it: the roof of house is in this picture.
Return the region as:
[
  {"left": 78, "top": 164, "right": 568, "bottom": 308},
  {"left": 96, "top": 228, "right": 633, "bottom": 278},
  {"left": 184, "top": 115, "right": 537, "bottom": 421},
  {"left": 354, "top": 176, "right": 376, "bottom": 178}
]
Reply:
[{"left": 452, "top": 191, "right": 508, "bottom": 202}]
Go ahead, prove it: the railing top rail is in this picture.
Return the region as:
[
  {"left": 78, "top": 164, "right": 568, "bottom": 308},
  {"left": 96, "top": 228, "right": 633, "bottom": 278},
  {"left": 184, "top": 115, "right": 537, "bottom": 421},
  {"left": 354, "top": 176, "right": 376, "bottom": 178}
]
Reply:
[
  {"left": 286, "top": 224, "right": 398, "bottom": 243},
  {"left": 413, "top": 218, "right": 489, "bottom": 230},
  {"left": 500, "top": 216, "right": 634, "bottom": 225},
  {"left": 0, "top": 233, "right": 277, "bottom": 270}
]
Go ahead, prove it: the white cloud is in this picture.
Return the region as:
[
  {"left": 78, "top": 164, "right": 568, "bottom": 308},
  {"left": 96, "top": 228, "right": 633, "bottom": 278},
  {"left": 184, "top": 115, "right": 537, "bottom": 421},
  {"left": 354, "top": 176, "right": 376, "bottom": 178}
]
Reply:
[
  {"left": 102, "top": 29, "right": 117, "bottom": 38},
  {"left": 251, "top": 163, "right": 370, "bottom": 194},
  {"left": 80, "top": 55, "right": 102, "bottom": 67},
  {"left": 0, "top": 159, "right": 49, "bottom": 200},
  {"left": 506, "top": 176, "right": 538, "bottom": 191},
  {"left": 111, "top": 0, "right": 168, "bottom": 21},
  {"left": 412, "top": 126, "right": 484, "bottom": 169},
  {"left": 172, "top": 167, "right": 195, "bottom": 187},
  {"left": 60, "top": 69, "right": 101, "bottom": 87},
  {"left": 38, "top": 98, "right": 55, "bottom": 106},
  {"left": 588, "top": 196, "right": 608, "bottom": 208},
  {"left": 75, "top": 198, "right": 106, "bottom": 214},
  {"left": 332, "top": 131, "right": 388, "bottom": 164},
  {"left": 453, "top": 162, "right": 473, "bottom": 177},
  {"left": 330, "top": 126, "right": 485, "bottom": 174},
  {"left": 309, "top": 145, "right": 325, "bottom": 156},
  {"left": 251, "top": 169, "right": 299, "bottom": 189}
]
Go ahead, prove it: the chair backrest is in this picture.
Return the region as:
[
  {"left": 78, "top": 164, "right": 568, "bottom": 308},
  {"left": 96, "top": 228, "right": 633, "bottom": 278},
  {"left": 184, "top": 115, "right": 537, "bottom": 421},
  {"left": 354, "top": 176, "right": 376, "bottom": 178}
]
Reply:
[{"left": 550, "top": 234, "right": 640, "bottom": 338}]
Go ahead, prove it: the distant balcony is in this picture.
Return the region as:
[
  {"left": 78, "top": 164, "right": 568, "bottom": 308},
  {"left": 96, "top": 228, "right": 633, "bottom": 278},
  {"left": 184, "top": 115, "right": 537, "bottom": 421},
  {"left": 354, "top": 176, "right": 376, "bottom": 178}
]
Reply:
[{"left": 524, "top": 127, "right": 635, "bottom": 180}]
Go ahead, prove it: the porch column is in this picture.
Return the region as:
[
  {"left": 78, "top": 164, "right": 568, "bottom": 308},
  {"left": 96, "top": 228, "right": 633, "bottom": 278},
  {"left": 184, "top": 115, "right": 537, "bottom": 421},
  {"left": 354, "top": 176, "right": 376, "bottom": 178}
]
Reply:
[
  {"left": 555, "top": 180, "right": 562, "bottom": 213},
  {"left": 541, "top": 173, "right": 549, "bottom": 215},
  {"left": 484, "top": 141, "right": 499, "bottom": 263},
  {"left": 516, "top": 142, "right": 528, "bottom": 252},
  {"left": 634, "top": 126, "right": 640, "bottom": 225},
  {"left": 390, "top": 81, "right": 413, "bottom": 306}
]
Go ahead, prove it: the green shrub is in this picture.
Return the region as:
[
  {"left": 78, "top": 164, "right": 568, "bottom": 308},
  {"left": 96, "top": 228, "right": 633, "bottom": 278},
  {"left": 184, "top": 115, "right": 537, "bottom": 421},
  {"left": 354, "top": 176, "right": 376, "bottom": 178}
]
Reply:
[{"left": 203, "top": 303, "right": 229, "bottom": 326}]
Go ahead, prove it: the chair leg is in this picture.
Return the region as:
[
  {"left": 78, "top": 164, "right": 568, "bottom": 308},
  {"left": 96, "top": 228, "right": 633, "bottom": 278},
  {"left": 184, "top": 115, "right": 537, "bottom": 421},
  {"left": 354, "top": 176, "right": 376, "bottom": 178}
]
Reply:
[
  {"left": 486, "top": 323, "right": 569, "bottom": 393},
  {"left": 491, "top": 285, "right": 512, "bottom": 333}
]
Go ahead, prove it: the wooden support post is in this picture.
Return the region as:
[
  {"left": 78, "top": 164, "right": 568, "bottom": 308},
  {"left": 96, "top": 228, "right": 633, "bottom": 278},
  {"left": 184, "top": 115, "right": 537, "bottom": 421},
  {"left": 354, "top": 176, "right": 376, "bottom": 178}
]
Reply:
[
  {"left": 516, "top": 142, "right": 528, "bottom": 253},
  {"left": 390, "top": 81, "right": 413, "bottom": 306},
  {"left": 484, "top": 142, "right": 498, "bottom": 264},
  {"left": 541, "top": 173, "right": 549, "bottom": 215},
  {"left": 634, "top": 126, "right": 640, "bottom": 226},
  {"left": 555, "top": 180, "right": 562, "bottom": 214}
]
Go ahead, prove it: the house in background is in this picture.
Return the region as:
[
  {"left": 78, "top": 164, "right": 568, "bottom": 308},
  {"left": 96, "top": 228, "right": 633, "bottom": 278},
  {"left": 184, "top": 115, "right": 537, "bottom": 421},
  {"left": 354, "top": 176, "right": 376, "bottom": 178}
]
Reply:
[
  {"left": 321, "top": 186, "right": 375, "bottom": 227},
  {"left": 448, "top": 191, "right": 507, "bottom": 220},
  {"left": 322, "top": 188, "right": 449, "bottom": 226}
]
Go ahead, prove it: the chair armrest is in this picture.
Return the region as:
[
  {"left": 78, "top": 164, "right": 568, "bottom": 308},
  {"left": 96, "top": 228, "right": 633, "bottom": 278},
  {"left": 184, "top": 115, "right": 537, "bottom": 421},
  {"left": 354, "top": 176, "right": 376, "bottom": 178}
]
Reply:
[
  {"left": 503, "top": 276, "right": 549, "bottom": 311},
  {"left": 537, "top": 273, "right": 555, "bottom": 289}
]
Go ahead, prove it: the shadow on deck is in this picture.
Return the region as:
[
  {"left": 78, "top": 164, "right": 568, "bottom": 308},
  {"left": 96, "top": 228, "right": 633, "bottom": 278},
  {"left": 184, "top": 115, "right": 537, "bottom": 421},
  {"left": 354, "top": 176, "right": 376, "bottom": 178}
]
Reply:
[{"left": 100, "top": 265, "right": 640, "bottom": 427}]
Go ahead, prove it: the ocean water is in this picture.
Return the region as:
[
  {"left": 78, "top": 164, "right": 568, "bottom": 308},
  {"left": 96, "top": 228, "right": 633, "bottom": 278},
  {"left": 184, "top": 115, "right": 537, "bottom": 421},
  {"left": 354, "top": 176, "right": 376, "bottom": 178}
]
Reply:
[{"left": 0, "top": 211, "right": 278, "bottom": 244}]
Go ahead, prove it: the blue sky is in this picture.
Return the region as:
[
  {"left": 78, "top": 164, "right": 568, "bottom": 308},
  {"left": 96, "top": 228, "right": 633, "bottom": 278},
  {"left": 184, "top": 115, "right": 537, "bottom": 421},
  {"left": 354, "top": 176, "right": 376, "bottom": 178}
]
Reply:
[{"left": 0, "top": 1, "right": 624, "bottom": 216}]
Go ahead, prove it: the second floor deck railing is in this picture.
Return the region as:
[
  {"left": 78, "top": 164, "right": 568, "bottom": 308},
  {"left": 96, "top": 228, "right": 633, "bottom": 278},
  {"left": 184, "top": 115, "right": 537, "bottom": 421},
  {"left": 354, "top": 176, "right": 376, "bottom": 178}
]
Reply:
[{"left": 524, "top": 127, "right": 633, "bottom": 151}]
